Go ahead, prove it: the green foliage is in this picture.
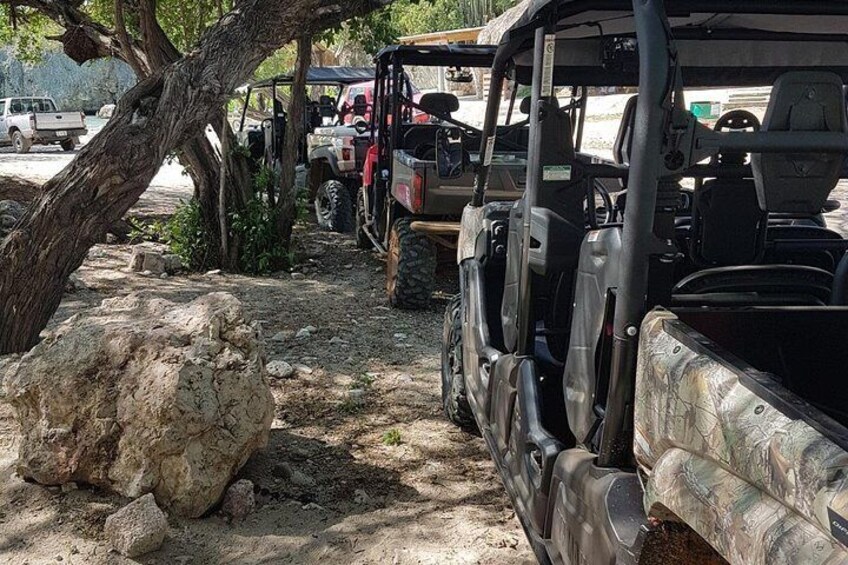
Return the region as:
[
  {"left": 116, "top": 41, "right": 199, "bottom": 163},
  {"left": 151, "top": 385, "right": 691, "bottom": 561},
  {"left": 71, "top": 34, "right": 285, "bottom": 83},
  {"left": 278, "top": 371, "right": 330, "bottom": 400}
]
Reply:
[
  {"left": 381, "top": 429, "right": 403, "bottom": 446},
  {"left": 166, "top": 199, "right": 213, "bottom": 270},
  {"left": 349, "top": 373, "right": 376, "bottom": 390},
  {"left": 128, "top": 217, "right": 168, "bottom": 244},
  {"left": 0, "top": 7, "right": 57, "bottom": 63},
  {"left": 230, "top": 195, "right": 289, "bottom": 275}
]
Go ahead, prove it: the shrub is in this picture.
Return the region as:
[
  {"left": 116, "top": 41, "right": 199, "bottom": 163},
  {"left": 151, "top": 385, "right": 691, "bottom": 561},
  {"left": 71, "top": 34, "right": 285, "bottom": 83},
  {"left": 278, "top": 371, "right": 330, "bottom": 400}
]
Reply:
[
  {"left": 166, "top": 199, "right": 213, "bottom": 271},
  {"left": 229, "top": 196, "right": 289, "bottom": 274},
  {"left": 381, "top": 429, "right": 402, "bottom": 446}
]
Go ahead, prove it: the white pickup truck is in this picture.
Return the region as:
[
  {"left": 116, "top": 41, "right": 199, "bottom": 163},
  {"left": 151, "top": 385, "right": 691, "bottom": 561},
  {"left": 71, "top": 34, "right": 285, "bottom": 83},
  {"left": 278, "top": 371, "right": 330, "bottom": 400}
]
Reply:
[{"left": 0, "top": 97, "right": 87, "bottom": 154}]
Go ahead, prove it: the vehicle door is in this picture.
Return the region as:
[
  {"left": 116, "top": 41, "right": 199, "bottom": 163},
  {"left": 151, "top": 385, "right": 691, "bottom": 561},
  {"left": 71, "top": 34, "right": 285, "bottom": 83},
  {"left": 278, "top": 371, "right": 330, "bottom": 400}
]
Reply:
[{"left": 0, "top": 101, "right": 7, "bottom": 141}]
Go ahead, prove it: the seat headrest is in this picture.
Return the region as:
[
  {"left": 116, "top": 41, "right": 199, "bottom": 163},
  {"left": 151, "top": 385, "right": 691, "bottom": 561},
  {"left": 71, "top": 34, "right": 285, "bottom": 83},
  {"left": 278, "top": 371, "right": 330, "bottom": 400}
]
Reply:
[
  {"left": 519, "top": 96, "right": 532, "bottom": 115},
  {"left": 752, "top": 71, "right": 848, "bottom": 215},
  {"left": 353, "top": 94, "right": 368, "bottom": 116},
  {"left": 419, "top": 92, "right": 460, "bottom": 116}
]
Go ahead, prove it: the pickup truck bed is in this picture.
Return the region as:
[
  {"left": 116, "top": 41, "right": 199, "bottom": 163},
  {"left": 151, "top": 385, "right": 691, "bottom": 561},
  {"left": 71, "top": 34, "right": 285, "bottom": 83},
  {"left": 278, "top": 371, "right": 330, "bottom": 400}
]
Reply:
[{"left": 636, "top": 309, "right": 848, "bottom": 564}]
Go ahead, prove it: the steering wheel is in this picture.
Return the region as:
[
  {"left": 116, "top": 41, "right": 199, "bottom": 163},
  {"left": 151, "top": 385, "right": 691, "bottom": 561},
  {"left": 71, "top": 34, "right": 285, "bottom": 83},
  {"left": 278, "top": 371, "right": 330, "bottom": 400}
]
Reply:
[{"left": 585, "top": 181, "right": 614, "bottom": 227}]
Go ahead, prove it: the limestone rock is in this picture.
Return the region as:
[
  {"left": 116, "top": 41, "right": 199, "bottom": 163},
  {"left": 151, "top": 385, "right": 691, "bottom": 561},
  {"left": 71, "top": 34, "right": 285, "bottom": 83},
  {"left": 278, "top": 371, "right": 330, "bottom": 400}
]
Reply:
[
  {"left": 266, "top": 360, "right": 294, "bottom": 379},
  {"left": 4, "top": 292, "right": 274, "bottom": 517},
  {"left": 128, "top": 246, "right": 182, "bottom": 275},
  {"left": 104, "top": 494, "right": 168, "bottom": 557},
  {"left": 221, "top": 479, "right": 255, "bottom": 519}
]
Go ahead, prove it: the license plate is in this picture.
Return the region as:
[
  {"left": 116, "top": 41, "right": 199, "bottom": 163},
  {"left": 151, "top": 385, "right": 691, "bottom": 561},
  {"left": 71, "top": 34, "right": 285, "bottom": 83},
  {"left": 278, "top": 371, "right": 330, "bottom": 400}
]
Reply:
[{"left": 56, "top": 130, "right": 67, "bottom": 137}]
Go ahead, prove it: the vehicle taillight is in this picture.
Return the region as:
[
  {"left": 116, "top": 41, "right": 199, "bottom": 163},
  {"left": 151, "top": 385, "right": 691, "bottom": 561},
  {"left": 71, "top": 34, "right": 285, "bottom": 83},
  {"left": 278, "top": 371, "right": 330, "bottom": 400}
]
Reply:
[
  {"left": 341, "top": 147, "right": 352, "bottom": 161},
  {"left": 396, "top": 172, "right": 425, "bottom": 213},
  {"left": 29, "top": 114, "right": 36, "bottom": 129}
]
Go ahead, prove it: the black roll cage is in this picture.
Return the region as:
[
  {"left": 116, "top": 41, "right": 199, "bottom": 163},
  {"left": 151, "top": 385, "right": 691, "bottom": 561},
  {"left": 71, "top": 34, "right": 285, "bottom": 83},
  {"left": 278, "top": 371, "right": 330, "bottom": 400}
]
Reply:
[{"left": 473, "top": 0, "right": 848, "bottom": 468}]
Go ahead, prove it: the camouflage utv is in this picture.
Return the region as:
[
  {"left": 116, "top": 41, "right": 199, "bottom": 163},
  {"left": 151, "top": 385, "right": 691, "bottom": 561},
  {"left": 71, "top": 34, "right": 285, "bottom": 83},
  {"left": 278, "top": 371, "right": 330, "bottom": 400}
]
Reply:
[{"left": 442, "top": 1, "right": 848, "bottom": 564}]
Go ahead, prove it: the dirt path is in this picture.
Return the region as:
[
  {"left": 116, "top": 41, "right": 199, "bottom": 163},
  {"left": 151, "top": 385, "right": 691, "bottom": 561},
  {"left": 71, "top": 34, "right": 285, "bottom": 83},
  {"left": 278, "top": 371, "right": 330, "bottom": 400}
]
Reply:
[{"left": 0, "top": 214, "right": 534, "bottom": 563}]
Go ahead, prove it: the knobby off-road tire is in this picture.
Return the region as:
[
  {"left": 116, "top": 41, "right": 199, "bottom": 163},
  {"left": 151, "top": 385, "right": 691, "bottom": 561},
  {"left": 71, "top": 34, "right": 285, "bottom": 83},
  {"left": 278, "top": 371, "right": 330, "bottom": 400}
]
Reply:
[
  {"left": 355, "top": 186, "right": 372, "bottom": 249},
  {"left": 441, "top": 294, "right": 478, "bottom": 434},
  {"left": 12, "top": 131, "right": 31, "bottom": 154},
  {"left": 315, "top": 179, "right": 354, "bottom": 233},
  {"left": 386, "top": 217, "right": 437, "bottom": 310}
]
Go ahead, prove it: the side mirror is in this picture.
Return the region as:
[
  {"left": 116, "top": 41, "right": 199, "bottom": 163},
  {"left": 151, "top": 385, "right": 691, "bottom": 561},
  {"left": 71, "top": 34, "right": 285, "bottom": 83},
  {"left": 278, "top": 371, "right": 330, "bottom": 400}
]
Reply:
[{"left": 436, "top": 127, "right": 465, "bottom": 180}]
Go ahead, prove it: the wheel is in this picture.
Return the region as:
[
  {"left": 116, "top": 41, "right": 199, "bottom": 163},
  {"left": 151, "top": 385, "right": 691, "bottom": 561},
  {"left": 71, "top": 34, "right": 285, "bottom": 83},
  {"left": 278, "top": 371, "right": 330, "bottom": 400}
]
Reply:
[
  {"left": 355, "top": 186, "right": 372, "bottom": 249},
  {"left": 12, "top": 131, "right": 31, "bottom": 154},
  {"left": 386, "top": 217, "right": 436, "bottom": 310},
  {"left": 441, "top": 294, "right": 478, "bottom": 434},
  {"left": 60, "top": 138, "right": 76, "bottom": 152},
  {"left": 314, "top": 179, "right": 354, "bottom": 233}
]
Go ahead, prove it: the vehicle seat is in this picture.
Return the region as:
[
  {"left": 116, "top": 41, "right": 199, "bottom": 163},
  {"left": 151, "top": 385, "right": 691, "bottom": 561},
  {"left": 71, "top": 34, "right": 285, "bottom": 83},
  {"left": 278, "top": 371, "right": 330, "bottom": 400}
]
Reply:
[
  {"left": 419, "top": 92, "right": 459, "bottom": 120},
  {"left": 318, "top": 95, "right": 336, "bottom": 121},
  {"left": 613, "top": 95, "right": 638, "bottom": 168},
  {"left": 689, "top": 180, "right": 766, "bottom": 266},
  {"left": 501, "top": 97, "right": 584, "bottom": 355},
  {"left": 352, "top": 94, "right": 369, "bottom": 121},
  {"left": 751, "top": 71, "right": 848, "bottom": 215}
]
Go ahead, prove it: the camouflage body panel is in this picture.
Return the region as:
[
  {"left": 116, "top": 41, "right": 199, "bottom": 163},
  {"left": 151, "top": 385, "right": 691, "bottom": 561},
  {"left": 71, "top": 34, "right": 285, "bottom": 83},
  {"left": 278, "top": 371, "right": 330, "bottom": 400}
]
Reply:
[
  {"left": 458, "top": 204, "right": 487, "bottom": 264},
  {"left": 635, "top": 310, "right": 848, "bottom": 564}
]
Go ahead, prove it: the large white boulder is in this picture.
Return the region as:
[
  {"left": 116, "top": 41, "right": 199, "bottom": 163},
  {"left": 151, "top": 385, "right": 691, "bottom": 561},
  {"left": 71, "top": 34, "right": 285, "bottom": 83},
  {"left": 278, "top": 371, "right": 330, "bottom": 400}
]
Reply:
[{"left": 4, "top": 292, "right": 274, "bottom": 517}]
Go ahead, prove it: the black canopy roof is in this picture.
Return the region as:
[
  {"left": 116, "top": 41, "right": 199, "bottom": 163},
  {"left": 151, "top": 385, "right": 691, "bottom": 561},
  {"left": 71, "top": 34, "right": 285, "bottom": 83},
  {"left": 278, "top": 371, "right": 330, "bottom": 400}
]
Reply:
[
  {"left": 374, "top": 44, "right": 498, "bottom": 68},
  {"left": 498, "top": 0, "right": 848, "bottom": 87},
  {"left": 249, "top": 67, "right": 374, "bottom": 89}
]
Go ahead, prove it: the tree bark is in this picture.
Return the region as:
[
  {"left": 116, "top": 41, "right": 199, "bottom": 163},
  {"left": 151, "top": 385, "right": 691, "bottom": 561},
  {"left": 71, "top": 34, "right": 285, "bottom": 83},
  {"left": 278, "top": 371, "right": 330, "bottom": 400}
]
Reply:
[
  {"left": 275, "top": 34, "right": 312, "bottom": 248},
  {"left": 0, "top": 0, "right": 392, "bottom": 354}
]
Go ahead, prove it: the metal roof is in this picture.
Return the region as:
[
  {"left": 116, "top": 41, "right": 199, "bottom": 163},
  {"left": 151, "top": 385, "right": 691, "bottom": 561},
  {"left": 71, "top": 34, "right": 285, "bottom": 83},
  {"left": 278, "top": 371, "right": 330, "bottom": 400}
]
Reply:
[
  {"left": 374, "top": 44, "right": 498, "bottom": 67},
  {"left": 249, "top": 67, "right": 374, "bottom": 89},
  {"left": 497, "top": 0, "right": 848, "bottom": 86}
]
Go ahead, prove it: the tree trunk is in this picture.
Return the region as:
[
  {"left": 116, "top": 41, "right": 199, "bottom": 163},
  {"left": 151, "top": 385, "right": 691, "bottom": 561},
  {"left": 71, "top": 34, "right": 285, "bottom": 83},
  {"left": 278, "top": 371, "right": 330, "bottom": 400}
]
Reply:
[
  {"left": 0, "top": 0, "right": 392, "bottom": 354},
  {"left": 275, "top": 34, "right": 312, "bottom": 248}
]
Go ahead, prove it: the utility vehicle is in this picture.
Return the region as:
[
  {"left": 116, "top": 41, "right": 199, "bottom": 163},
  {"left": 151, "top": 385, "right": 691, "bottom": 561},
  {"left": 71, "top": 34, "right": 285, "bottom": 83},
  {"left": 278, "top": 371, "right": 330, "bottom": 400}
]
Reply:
[
  {"left": 0, "top": 97, "right": 86, "bottom": 153},
  {"left": 442, "top": 1, "right": 848, "bottom": 564},
  {"left": 236, "top": 67, "right": 374, "bottom": 232}
]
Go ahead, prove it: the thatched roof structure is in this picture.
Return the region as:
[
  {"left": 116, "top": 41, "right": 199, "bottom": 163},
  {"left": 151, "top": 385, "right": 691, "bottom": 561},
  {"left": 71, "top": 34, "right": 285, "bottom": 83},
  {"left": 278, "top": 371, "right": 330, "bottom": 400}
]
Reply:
[{"left": 477, "top": 0, "right": 530, "bottom": 46}]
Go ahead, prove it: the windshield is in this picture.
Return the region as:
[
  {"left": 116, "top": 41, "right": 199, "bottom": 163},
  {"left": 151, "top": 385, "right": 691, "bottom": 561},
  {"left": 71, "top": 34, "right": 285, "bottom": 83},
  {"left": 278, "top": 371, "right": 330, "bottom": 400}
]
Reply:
[{"left": 9, "top": 98, "right": 57, "bottom": 114}]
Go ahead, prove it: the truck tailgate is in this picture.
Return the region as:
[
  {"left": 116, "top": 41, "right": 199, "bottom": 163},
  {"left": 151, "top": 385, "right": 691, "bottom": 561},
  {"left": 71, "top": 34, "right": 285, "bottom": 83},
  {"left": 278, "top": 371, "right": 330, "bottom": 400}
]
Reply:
[{"left": 34, "top": 113, "right": 84, "bottom": 131}]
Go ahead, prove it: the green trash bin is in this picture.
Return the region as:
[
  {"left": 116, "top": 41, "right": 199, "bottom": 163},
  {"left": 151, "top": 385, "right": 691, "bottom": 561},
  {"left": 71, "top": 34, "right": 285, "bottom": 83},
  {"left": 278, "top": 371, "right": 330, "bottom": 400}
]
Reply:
[{"left": 690, "top": 101, "right": 722, "bottom": 120}]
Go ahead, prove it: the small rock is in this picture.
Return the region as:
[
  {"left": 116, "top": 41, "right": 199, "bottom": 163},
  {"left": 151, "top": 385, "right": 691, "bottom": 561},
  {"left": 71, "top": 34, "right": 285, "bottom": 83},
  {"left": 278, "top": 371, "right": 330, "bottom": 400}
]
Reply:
[
  {"left": 393, "top": 333, "right": 407, "bottom": 340},
  {"left": 160, "top": 273, "right": 169, "bottom": 279},
  {"left": 329, "top": 336, "right": 346, "bottom": 345},
  {"left": 295, "top": 328, "right": 311, "bottom": 339},
  {"left": 374, "top": 267, "right": 382, "bottom": 273},
  {"left": 281, "top": 463, "right": 316, "bottom": 487},
  {"left": 353, "top": 489, "right": 371, "bottom": 505},
  {"left": 294, "top": 364, "right": 313, "bottom": 375},
  {"left": 270, "top": 332, "right": 286, "bottom": 342},
  {"left": 105, "top": 233, "right": 119, "bottom": 245},
  {"left": 61, "top": 482, "right": 78, "bottom": 493},
  {"left": 347, "top": 388, "right": 367, "bottom": 405},
  {"left": 141, "top": 270, "right": 153, "bottom": 276},
  {"left": 397, "top": 373, "right": 414, "bottom": 384},
  {"left": 305, "top": 325, "right": 318, "bottom": 333},
  {"left": 163, "top": 254, "right": 182, "bottom": 274},
  {"left": 221, "top": 479, "right": 255, "bottom": 520},
  {"left": 301, "top": 502, "right": 325, "bottom": 511},
  {"left": 205, "top": 269, "right": 222, "bottom": 276},
  {"left": 394, "top": 343, "right": 412, "bottom": 349},
  {"left": 344, "top": 264, "right": 353, "bottom": 269},
  {"left": 104, "top": 494, "right": 168, "bottom": 558},
  {"left": 266, "top": 360, "right": 294, "bottom": 379},
  {"left": 290, "top": 272, "right": 305, "bottom": 280}
]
